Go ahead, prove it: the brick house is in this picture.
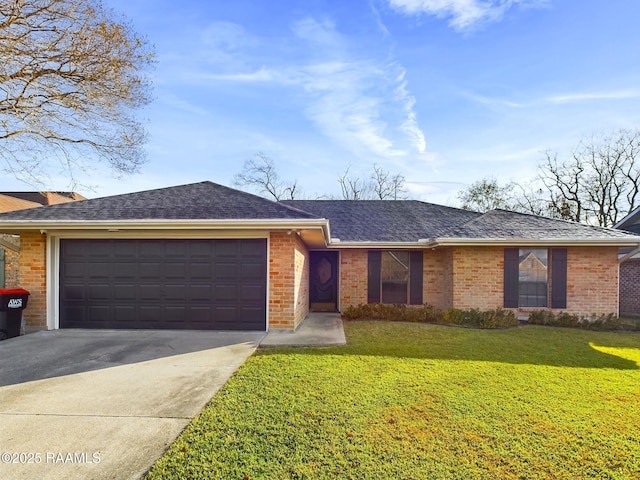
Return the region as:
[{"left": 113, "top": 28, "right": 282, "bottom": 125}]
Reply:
[
  {"left": 615, "top": 206, "right": 640, "bottom": 316},
  {"left": 0, "top": 192, "right": 86, "bottom": 288},
  {"left": 0, "top": 181, "right": 637, "bottom": 332}
]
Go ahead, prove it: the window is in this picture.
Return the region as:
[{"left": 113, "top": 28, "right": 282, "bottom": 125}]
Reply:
[
  {"left": 368, "top": 250, "right": 423, "bottom": 305},
  {"left": 504, "top": 248, "right": 567, "bottom": 309},
  {"left": 381, "top": 251, "right": 410, "bottom": 304},
  {"left": 518, "top": 249, "right": 547, "bottom": 307}
]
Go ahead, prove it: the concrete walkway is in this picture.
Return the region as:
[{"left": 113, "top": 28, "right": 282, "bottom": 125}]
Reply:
[{"left": 261, "top": 312, "right": 346, "bottom": 347}]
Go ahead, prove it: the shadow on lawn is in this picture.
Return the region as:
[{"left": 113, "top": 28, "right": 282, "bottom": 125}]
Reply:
[{"left": 260, "top": 322, "right": 640, "bottom": 370}]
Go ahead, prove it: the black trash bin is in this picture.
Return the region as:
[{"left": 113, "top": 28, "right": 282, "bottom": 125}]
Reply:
[{"left": 0, "top": 288, "right": 30, "bottom": 340}]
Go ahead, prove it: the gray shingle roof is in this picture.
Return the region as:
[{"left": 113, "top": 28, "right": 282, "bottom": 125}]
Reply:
[
  {"left": 446, "top": 209, "right": 638, "bottom": 241},
  {"left": 282, "top": 200, "right": 481, "bottom": 242},
  {"left": 0, "top": 182, "right": 317, "bottom": 221}
]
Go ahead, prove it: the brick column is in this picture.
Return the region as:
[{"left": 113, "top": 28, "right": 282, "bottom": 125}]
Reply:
[{"left": 18, "top": 231, "right": 47, "bottom": 327}]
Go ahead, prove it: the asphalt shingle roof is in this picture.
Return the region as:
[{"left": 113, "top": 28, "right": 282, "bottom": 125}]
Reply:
[
  {"left": 446, "top": 209, "right": 638, "bottom": 241},
  {"left": 282, "top": 200, "right": 481, "bottom": 242},
  {"left": 0, "top": 182, "right": 317, "bottom": 221}
]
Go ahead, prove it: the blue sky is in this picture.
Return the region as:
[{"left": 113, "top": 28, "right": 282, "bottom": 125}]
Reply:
[{"left": 7, "top": 0, "right": 640, "bottom": 206}]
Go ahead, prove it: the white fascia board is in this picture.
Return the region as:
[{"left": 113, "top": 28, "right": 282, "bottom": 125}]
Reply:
[
  {"left": 326, "top": 240, "right": 437, "bottom": 249},
  {"left": 434, "top": 237, "right": 640, "bottom": 247},
  {"left": 0, "top": 217, "right": 329, "bottom": 236}
]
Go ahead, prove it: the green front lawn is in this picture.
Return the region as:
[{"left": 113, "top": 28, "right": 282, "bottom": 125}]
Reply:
[{"left": 146, "top": 322, "right": 640, "bottom": 479}]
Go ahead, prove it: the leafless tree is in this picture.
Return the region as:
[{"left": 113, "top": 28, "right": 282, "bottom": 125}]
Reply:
[
  {"left": 371, "top": 164, "right": 408, "bottom": 200},
  {"left": 538, "top": 130, "right": 640, "bottom": 226},
  {"left": 338, "top": 166, "right": 371, "bottom": 200},
  {"left": 233, "top": 152, "right": 299, "bottom": 200},
  {"left": 0, "top": 0, "right": 154, "bottom": 186},
  {"left": 339, "top": 164, "right": 408, "bottom": 200},
  {"left": 457, "top": 130, "right": 640, "bottom": 226}
]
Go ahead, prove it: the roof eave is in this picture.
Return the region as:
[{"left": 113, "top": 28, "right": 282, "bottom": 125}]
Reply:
[
  {"left": 433, "top": 237, "right": 640, "bottom": 247},
  {"left": 0, "top": 218, "right": 331, "bottom": 242}
]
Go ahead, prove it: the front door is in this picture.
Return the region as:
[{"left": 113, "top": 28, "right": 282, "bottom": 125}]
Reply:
[{"left": 309, "top": 251, "right": 338, "bottom": 312}]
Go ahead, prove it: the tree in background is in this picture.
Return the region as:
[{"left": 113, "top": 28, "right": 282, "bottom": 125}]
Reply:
[
  {"left": 457, "top": 177, "right": 516, "bottom": 212},
  {"left": 0, "top": 0, "right": 154, "bottom": 186},
  {"left": 338, "top": 164, "right": 408, "bottom": 200},
  {"left": 233, "top": 152, "right": 299, "bottom": 200},
  {"left": 234, "top": 154, "right": 408, "bottom": 201},
  {"left": 457, "top": 129, "right": 640, "bottom": 227}
]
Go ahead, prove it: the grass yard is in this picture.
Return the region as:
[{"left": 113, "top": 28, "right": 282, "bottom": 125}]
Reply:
[{"left": 146, "top": 322, "right": 640, "bottom": 480}]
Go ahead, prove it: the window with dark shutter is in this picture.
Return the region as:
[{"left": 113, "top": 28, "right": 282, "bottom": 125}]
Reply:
[
  {"left": 367, "top": 251, "right": 381, "bottom": 303},
  {"left": 551, "top": 248, "right": 567, "bottom": 309},
  {"left": 504, "top": 248, "right": 519, "bottom": 308},
  {"left": 409, "top": 251, "right": 423, "bottom": 305}
]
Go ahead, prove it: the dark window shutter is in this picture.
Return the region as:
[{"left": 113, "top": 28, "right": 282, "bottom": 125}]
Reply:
[
  {"left": 409, "top": 251, "right": 423, "bottom": 305},
  {"left": 504, "top": 248, "right": 519, "bottom": 308},
  {"left": 0, "top": 249, "right": 4, "bottom": 288},
  {"left": 367, "top": 251, "right": 381, "bottom": 304},
  {"left": 551, "top": 248, "right": 567, "bottom": 309}
]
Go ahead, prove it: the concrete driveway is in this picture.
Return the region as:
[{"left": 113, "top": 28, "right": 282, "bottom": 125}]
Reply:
[{"left": 0, "top": 329, "right": 265, "bottom": 480}]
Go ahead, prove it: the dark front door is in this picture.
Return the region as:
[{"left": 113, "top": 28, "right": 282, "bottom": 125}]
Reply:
[
  {"left": 59, "top": 238, "right": 267, "bottom": 331},
  {"left": 309, "top": 251, "right": 338, "bottom": 312}
]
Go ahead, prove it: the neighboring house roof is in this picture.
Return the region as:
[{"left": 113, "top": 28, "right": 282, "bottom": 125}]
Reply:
[
  {"left": 0, "top": 194, "right": 41, "bottom": 213},
  {"left": 0, "top": 191, "right": 86, "bottom": 206},
  {"left": 282, "top": 200, "right": 480, "bottom": 242},
  {"left": 614, "top": 205, "right": 640, "bottom": 233}
]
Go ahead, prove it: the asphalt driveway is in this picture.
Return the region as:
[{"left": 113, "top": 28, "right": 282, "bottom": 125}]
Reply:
[{"left": 0, "top": 329, "right": 265, "bottom": 480}]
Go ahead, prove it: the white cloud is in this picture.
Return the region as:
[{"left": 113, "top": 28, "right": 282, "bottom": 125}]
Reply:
[
  {"left": 198, "top": 17, "right": 428, "bottom": 161},
  {"left": 387, "top": 0, "right": 547, "bottom": 31}
]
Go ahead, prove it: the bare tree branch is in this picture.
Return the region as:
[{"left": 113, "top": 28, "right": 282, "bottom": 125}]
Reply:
[
  {"left": 0, "top": 0, "right": 154, "bottom": 186},
  {"left": 233, "top": 152, "right": 299, "bottom": 200}
]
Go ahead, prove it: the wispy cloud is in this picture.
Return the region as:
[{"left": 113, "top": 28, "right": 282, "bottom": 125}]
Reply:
[
  {"left": 461, "top": 88, "right": 640, "bottom": 109},
  {"left": 387, "top": 0, "right": 548, "bottom": 31},
  {"left": 199, "top": 17, "right": 428, "bottom": 160}
]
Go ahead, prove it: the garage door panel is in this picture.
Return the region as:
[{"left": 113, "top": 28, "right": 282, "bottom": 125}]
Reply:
[
  {"left": 60, "top": 239, "right": 267, "bottom": 330},
  {"left": 89, "top": 284, "right": 110, "bottom": 300}
]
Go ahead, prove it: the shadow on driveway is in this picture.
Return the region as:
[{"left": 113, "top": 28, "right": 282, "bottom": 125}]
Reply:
[{"left": 0, "top": 329, "right": 266, "bottom": 387}]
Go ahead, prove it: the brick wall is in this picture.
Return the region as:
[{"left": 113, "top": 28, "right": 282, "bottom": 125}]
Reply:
[
  {"left": 424, "top": 248, "right": 453, "bottom": 309},
  {"left": 268, "top": 232, "right": 309, "bottom": 329},
  {"left": 451, "top": 246, "right": 504, "bottom": 310},
  {"left": 565, "top": 246, "right": 619, "bottom": 316},
  {"left": 447, "top": 245, "right": 619, "bottom": 316},
  {"left": 339, "top": 249, "right": 368, "bottom": 309},
  {"left": 18, "top": 231, "right": 47, "bottom": 327},
  {"left": 620, "top": 258, "right": 640, "bottom": 316}
]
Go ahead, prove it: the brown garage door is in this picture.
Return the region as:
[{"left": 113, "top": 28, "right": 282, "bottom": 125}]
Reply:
[{"left": 59, "top": 238, "right": 267, "bottom": 330}]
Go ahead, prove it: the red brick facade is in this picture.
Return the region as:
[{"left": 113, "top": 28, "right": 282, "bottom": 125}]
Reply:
[
  {"left": 268, "top": 232, "right": 309, "bottom": 329},
  {"left": 18, "top": 232, "right": 47, "bottom": 327},
  {"left": 14, "top": 231, "right": 623, "bottom": 331},
  {"left": 338, "top": 246, "right": 620, "bottom": 317}
]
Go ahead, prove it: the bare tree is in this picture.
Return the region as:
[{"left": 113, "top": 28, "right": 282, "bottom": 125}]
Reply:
[
  {"left": 233, "top": 152, "right": 299, "bottom": 200},
  {"left": 338, "top": 166, "right": 372, "bottom": 200},
  {"left": 339, "top": 164, "right": 408, "bottom": 200},
  {"left": 371, "top": 164, "right": 408, "bottom": 200},
  {"left": 0, "top": 0, "right": 154, "bottom": 186},
  {"left": 538, "top": 130, "right": 640, "bottom": 226}
]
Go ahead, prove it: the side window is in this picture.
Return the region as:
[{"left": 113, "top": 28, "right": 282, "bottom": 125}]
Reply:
[
  {"left": 518, "top": 249, "right": 548, "bottom": 307},
  {"left": 368, "top": 250, "right": 423, "bottom": 305},
  {"left": 504, "top": 248, "right": 567, "bottom": 309}
]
